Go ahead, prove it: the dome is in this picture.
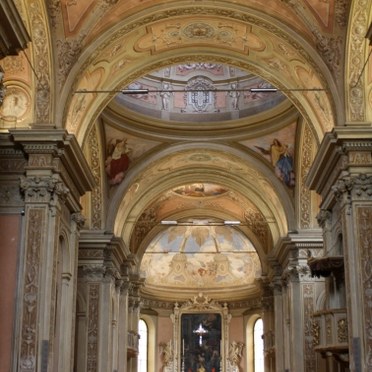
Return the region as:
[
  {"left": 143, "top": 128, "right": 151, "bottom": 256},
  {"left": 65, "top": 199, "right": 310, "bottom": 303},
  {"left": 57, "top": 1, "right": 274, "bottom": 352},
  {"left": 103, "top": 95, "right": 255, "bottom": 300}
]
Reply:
[
  {"left": 113, "top": 63, "right": 287, "bottom": 125},
  {"left": 140, "top": 220, "right": 262, "bottom": 301}
]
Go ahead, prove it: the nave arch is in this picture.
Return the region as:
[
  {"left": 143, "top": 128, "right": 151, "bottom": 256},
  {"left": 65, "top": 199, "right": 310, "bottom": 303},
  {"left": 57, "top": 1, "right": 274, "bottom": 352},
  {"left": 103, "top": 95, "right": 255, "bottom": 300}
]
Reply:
[{"left": 61, "top": 1, "right": 340, "bottom": 144}]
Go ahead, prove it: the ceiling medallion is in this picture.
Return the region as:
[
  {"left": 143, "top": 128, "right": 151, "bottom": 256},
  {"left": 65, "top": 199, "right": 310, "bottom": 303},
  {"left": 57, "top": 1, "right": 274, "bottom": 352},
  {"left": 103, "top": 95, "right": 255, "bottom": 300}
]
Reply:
[
  {"left": 183, "top": 23, "right": 215, "bottom": 39},
  {"left": 186, "top": 76, "right": 215, "bottom": 112}
]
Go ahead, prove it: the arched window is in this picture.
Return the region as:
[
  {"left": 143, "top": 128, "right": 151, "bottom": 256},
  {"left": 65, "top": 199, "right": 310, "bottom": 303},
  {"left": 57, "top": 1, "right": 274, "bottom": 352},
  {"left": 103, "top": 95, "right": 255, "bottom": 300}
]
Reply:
[
  {"left": 138, "top": 319, "right": 148, "bottom": 372},
  {"left": 253, "top": 318, "right": 264, "bottom": 372}
]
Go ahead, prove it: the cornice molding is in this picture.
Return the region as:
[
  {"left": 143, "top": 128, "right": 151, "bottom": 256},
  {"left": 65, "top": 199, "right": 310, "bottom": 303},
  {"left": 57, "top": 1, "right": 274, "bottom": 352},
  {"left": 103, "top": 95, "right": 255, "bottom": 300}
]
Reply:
[
  {"left": 306, "top": 127, "right": 372, "bottom": 199},
  {"left": 0, "top": 0, "right": 30, "bottom": 59}
]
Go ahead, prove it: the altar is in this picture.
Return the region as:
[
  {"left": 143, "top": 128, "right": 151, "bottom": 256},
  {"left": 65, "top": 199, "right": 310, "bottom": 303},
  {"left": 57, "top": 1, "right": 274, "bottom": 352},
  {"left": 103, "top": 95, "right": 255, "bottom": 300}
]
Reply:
[{"left": 160, "top": 294, "right": 244, "bottom": 372}]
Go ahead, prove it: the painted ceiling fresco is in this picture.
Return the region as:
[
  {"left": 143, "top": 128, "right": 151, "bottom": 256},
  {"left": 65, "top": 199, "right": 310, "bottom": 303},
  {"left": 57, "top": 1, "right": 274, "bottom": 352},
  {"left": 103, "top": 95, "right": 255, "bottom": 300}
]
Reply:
[
  {"left": 104, "top": 120, "right": 297, "bottom": 188},
  {"left": 115, "top": 63, "right": 286, "bottom": 122},
  {"left": 172, "top": 184, "right": 228, "bottom": 198},
  {"left": 104, "top": 124, "right": 161, "bottom": 185},
  {"left": 140, "top": 222, "right": 261, "bottom": 291},
  {"left": 240, "top": 121, "right": 297, "bottom": 188}
]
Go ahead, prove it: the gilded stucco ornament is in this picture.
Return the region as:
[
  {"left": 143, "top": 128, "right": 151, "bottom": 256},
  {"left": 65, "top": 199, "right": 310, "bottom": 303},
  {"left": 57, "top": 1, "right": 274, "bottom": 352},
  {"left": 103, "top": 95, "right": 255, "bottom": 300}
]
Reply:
[
  {"left": 299, "top": 123, "right": 315, "bottom": 229},
  {"left": 347, "top": 0, "right": 370, "bottom": 122},
  {"left": 86, "top": 124, "right": 103, "bottom": 230},
  {"left": 29, "top": 0, "right": 52, "bottom": 123}
]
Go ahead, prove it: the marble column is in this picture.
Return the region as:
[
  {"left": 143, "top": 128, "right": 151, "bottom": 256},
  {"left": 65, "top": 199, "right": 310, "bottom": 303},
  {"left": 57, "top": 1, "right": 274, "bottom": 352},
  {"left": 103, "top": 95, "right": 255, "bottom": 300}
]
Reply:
[
  {"left": 260, "top": 278, "right": 275, "bottom": 372},
  {"left": 270, "top": 232, "right": 324, "bottom": 372},
  {"left": 78, "top": 231, "right": 133, "bottom": 372},
  {"left": 127, "top": 276, "right": 144, "bottom": 372},
  {"left": 272, "top": 276, "right": 285, "bottom": 372},
  {"left": 117, "top": 278, "right": 129, "bottom": 372},
  {"left": 307, "top": 127, "right": 372, "bottom": 371}
]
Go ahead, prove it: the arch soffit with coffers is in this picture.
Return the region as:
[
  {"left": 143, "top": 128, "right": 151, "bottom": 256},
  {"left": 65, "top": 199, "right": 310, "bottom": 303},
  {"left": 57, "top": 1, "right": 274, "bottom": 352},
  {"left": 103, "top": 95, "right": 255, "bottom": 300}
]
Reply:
[{"left": 61, "top": 4, "right": 339, "bottom": 144}]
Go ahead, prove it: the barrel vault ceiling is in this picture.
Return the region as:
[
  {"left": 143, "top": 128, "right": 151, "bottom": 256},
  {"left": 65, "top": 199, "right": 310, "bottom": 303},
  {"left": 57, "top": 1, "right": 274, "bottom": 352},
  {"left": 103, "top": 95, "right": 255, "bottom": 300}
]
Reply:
[{"left": 1, "top": 0, "right": 357, "bottom": 303}]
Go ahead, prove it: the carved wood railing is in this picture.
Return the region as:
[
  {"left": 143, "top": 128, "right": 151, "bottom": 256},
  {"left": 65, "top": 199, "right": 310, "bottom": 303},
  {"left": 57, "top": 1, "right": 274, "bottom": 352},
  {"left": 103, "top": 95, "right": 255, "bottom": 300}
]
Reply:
[{"left": 312, "top": 308, "right": 348, "bottom": 364}]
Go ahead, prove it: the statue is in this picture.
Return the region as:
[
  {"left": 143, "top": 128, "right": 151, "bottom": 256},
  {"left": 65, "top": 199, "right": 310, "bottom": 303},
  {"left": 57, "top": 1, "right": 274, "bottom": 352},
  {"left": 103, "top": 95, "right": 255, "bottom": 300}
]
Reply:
[
  {"left": 229, "top": 83, "right": 240, "bottom": 110},
  {"left": 160, "top": 340, "right": 173, "bottom": 367},
  {"left": 160, "top": 82, "right": 171, "bottom": 110},
  {"left": 227, "top": 341, "right": 244, "bottom": 371}
]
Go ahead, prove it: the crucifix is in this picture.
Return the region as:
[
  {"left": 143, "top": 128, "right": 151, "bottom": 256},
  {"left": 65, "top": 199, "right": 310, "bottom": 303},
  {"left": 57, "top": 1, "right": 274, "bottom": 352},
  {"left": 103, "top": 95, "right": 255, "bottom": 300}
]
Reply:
[{"left": 193, "top": 323, "right": 208, "bottom": 346}]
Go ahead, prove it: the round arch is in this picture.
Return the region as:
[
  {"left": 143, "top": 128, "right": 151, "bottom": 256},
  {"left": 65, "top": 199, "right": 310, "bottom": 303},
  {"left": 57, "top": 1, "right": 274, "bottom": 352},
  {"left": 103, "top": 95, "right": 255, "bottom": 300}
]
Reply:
[
  {"left": 105, "top": 143, "right": 295, "bottom": 247},
  {"left": 134, "top": 208, "right": 270, "bottom": 275},
  {"left": 60, "top": 2, "right": 340, "bottom": 143}
]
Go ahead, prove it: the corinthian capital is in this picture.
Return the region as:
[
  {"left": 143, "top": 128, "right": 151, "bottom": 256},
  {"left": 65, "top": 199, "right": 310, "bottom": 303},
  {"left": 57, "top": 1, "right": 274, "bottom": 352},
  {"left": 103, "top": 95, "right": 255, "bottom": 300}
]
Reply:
[
  {"left": 332, "top": 174, "right": 372, "bottom": 201},
  {"left": 20, "top": 174, "right": 69, "bottom": 203}
]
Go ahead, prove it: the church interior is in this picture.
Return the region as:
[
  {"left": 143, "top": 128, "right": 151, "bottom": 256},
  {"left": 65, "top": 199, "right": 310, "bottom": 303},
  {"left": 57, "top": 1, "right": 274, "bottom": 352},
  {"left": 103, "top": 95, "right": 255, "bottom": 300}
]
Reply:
[{"left": 0, "top": 0, "right": 371, "bottom": 371}]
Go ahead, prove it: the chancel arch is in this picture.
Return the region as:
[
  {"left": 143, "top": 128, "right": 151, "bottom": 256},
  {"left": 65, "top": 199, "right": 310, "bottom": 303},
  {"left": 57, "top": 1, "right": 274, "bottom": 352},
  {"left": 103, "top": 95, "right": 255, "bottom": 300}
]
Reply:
[
  {"left": 61, "top": 2, "right": 340, "bottom": 144},
  {"left": 108, "top": 144, "right": 295, "bottom": 244}
]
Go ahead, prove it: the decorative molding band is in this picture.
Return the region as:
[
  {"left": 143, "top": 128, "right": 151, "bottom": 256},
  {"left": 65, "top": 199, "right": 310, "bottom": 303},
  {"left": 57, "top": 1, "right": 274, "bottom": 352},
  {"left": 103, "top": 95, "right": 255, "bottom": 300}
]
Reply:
[
  {"left": 19, "top": 208, "right": 43, "bottom": 372},
  {"left": 356, "top": 206, "right": 372, "bottom": 369}
]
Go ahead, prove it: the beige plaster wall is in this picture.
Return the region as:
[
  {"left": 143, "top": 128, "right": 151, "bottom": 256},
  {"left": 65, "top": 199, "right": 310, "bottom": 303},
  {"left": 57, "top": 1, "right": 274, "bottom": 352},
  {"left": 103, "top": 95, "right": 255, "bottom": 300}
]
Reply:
[
  {"left": 0, "top": 214, "right": 21, "bottom": 372},
  {"left": 229, "top": 315, "right": 246, "bottom": 368},
  {"left": 157, "top": 315, "right": 173, "bottom": 370}
]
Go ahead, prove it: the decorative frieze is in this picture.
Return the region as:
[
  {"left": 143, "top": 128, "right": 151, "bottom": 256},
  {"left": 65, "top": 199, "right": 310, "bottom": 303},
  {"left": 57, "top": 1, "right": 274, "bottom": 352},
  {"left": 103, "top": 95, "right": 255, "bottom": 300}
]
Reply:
[
  {"left": 348, "top": 151, "right": 372, "bottom": 165},
  {"left": 0, "top": 152, "right": 27, "bottom": 172},
  {"left": 299, "top": 124, "right": 314, "bottom": 229},
  {"left": 28, "top": 0, "right": 52, "bottom": 123},
  {"left": 303, "top": 284, "right": 316, "bottom": 371},
  {"left": 87, "top": 125, "right": 103, "bottom": 230},
  {"left": 356, "top": 206, "right": 372, "bottom": 370},
  {"left": 78, "top": 249, "right": 105, "bottom": 260},
  {"left": 347, "top": 0, "right": 369, "bottom": 121},
  {"left": 87, "top": 284, "right": 100, "bottom": 372},
  {"left": 19, "top": 208, "right": 43, "bottom": 372}
]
